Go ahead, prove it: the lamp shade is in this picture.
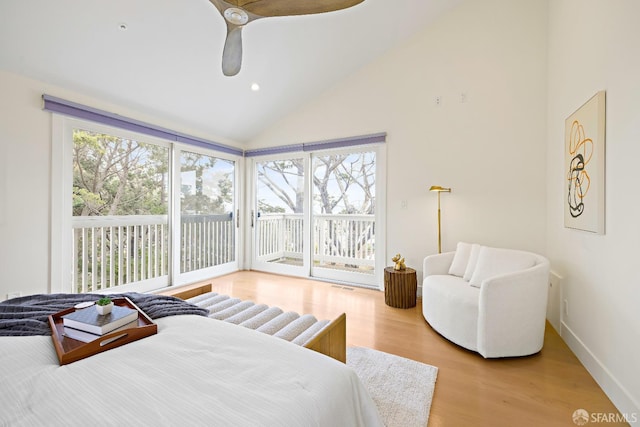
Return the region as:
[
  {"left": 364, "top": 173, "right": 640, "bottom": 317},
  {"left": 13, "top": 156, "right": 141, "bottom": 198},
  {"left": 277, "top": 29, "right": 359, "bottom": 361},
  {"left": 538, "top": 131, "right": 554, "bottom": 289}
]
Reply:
[{"left": 429, "top": 185, "right": 451, "bottom": 192}]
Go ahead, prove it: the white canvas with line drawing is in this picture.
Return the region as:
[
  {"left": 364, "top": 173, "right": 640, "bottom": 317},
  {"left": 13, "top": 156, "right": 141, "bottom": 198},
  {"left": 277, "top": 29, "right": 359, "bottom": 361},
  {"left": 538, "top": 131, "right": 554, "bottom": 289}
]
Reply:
[{"left": 564, "top": 91, "right": 606, "bottom": 234}]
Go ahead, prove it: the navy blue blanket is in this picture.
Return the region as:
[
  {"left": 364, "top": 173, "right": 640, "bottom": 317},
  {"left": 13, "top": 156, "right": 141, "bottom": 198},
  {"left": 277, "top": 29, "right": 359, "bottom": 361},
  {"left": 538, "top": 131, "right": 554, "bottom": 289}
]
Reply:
[{"left": 0, "top": 292, "right": 209, "bottom": 337}]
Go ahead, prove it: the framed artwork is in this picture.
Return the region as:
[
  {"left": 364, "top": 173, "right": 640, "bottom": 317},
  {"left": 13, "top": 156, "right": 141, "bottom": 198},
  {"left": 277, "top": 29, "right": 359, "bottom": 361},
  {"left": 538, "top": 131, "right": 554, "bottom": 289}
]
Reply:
[{"left": 564, "top": 91, "right": 606, "bottom": 234}]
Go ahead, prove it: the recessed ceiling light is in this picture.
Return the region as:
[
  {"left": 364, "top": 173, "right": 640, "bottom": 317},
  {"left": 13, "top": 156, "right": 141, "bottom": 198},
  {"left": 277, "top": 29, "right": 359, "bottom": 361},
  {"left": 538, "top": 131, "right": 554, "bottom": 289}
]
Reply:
[
  {"left": 118, "top": 23, "right": 128, "bottom": 31},
  {"left": 251, "top": 83, "right": 260, "bottom": 92}
]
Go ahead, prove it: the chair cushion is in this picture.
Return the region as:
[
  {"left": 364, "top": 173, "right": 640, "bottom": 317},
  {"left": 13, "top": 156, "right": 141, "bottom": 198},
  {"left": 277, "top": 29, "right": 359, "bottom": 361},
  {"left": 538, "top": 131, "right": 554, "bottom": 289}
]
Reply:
[
  {"left": 469, "top": 246, "right": 536, "bottom": 288},
  {"left": 448, "top": 242, "right": 473, "bottom": 277},
  {"left": 422, "top": 275, "right": 480, "bottom": 351}
]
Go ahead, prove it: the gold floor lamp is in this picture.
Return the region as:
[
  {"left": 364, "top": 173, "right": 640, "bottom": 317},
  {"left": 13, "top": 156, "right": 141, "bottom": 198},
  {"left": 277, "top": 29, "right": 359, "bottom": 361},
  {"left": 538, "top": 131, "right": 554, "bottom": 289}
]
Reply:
[{"left": 429, "top": 185, "right": 451, "bottom": 253}]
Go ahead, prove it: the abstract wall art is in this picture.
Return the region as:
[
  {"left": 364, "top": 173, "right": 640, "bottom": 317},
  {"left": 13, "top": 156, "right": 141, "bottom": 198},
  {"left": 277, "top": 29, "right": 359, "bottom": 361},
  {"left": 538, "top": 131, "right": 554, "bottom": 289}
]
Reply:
[{"left": 564, "top": 90, "right": 606, "bottom": 234}]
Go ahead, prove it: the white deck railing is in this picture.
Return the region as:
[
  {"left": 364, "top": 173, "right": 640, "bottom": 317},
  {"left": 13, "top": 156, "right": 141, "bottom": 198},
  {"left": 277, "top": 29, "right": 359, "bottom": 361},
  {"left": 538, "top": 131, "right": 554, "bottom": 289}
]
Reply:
[
  {"left": 180, "top": 213, "right": 235, "bottom": 273},
  {"left": 72, "top": 214, "right": 233, "bottom": 293},
  {"left": 256, "top": 214, "right": 305, "bottom": 262},
  {"left": 314, "top": 214, "right": 375, "bottom": 269},
  {"left": 256, "top": 213, "right": 375, "bottom": 270},
  {"left": 72, "top": 212, "right": 374, "bottom": 292}
]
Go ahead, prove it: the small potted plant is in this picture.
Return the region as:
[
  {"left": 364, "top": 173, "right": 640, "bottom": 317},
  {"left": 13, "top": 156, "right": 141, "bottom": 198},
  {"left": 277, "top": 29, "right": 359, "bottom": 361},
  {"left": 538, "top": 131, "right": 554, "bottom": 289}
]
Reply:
[{"left": 95, "top": 297, "right": 114, "bottom": 315}]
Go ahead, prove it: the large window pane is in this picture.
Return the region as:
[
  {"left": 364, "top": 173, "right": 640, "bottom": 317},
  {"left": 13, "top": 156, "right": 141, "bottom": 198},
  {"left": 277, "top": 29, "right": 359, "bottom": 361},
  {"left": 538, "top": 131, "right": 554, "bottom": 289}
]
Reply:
[
  {"left": 255, "top": 159, "right": 305, "bottom": 266},
  {"left": 180, "top": 151, "right": 235, "bottom": 273},
  {"left": 312, "top": 150, "right": 376, "bottom": 274},
  {"left": 72, "top": 129, "right": 169, "bottom": 292}
]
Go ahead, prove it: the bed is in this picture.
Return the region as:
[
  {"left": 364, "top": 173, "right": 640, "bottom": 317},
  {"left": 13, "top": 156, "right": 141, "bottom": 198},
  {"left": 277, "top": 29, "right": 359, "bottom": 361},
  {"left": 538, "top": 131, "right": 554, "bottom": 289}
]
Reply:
[{"left": 0, "top": 293, "right": 382, "bottom": 426}]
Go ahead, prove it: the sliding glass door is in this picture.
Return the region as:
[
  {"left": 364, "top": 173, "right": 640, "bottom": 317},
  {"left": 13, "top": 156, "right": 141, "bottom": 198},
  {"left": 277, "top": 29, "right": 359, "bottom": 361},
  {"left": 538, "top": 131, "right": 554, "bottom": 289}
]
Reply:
[
  {"left": 249, "top": 145, "right": 384, "bottom": 288},
  {"left": 174, "top": 147, "right": 238, "bottom": 285},
  {"left": 57, "top": 117, "right": 239, "bottom": 294},
  {"left": 71, "top": 128, "right": 170, "bottom": 293},
  {"left": 251, "top": 156, "right": 309, "bottom": 276},
  {"left": 311, "top": 149, "right": 378, "bottom": 286}
]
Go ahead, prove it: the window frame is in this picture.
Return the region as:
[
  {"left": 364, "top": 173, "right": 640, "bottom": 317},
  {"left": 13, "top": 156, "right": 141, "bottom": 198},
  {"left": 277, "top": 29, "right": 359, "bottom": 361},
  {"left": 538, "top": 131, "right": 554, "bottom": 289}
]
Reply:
[
  {"left": 246, "top": 143, "right": 387, "bottom": 290},
  {"left": 51, "top": 116, "right": 242, "bottom": 293},
  {"left": 172, "top": 142, "right": 242, "bottom": 287}
]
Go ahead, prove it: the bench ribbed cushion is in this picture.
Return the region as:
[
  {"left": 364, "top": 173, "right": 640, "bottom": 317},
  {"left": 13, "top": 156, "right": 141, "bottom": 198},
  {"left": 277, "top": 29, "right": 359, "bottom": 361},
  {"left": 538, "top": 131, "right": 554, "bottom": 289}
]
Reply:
[
  {"left": 208, "top": 300, "right": 255, "bottom": 320},
  {"left": 224, "top": 304, "right": 269, "bottom": 325},
  {"left": 240, "top": 307, "right": 283, "bottom": 329},
  {"left": 187, "top": 292, "right": 331, "bottom": 347}
]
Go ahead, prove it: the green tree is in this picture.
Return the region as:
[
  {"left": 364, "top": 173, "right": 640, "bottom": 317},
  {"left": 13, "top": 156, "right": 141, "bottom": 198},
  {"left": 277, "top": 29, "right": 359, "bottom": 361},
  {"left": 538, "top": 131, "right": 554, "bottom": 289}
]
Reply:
[
  {"left": 256, "top": 153, "right": 375, "bottom": 215},
  {"left": 72, "top": 130, "right": 168, "bottom": 216}
]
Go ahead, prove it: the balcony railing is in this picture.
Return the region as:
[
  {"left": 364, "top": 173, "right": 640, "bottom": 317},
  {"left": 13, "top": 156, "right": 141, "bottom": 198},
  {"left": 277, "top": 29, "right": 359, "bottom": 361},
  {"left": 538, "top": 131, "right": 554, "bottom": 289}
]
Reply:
[
  {"left": 72, "top": 214, "right": 233, "bottom": 293},
  {"left": 72, "top": 212, "right": 375, "bottom": 293},
  {"left": 256, "top": 213, "right": 375, "bottom": 272},
  {"left": 181, "top": 213, "right": 235, "bottom": 273}
]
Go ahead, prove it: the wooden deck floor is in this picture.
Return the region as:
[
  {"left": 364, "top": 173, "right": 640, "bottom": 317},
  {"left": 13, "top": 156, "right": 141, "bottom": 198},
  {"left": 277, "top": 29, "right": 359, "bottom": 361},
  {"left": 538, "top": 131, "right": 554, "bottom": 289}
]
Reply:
[{"left": 196, "top": 271, "right": 625, "bottom": 427}]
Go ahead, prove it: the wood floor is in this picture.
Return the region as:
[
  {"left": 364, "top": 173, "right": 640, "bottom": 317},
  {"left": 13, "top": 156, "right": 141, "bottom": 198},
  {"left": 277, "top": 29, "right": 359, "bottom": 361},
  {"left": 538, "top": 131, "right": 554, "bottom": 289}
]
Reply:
[{"left": 198, "top": 271, "right": 625, "bottom": 427}]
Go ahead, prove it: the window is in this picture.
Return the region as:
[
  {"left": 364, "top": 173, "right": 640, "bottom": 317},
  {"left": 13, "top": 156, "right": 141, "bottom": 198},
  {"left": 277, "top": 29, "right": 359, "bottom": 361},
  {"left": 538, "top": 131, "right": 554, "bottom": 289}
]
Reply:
[
  {"left": 52, "top": 117, "right": 239, "bottom": 293},
  {"left": 72, "top": 128, "right": 170, "bottom": 292},
  {"left": 249, "top": 144, "right": 385, "bottom": 288},
  {"left": 312, "top": 149, "right": 377, "bottom": 279},
  {"left": 47, "top": 96, "right": 385, "bottom": 290},
  {"left": 179, "top": 150, "right": 236, "bottom": 274}
]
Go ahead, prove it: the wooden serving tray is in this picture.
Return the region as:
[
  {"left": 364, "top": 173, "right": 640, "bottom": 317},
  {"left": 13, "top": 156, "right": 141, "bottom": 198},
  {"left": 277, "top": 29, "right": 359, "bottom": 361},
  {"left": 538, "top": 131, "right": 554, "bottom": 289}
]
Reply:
[{"left": 48, "top": 297, "right": 157, "bottom": 365}]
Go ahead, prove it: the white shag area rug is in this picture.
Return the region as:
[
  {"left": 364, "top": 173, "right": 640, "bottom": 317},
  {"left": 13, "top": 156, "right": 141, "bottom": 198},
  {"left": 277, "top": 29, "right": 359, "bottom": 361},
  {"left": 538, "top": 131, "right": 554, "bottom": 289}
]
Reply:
[{"left": 347, "top": 347, "right": 438, "bottom": 427}]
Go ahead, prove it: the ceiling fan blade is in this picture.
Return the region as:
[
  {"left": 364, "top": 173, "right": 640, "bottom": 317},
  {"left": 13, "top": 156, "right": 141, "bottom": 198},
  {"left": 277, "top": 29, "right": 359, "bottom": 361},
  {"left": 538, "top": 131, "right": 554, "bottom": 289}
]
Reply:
[
  {"left": 238, "top": 0, "right": 365, "bottom": 17},
  {"left": 222, "top": 23, "right": 243, "bottom": 76},
  {"left": 209, "top": 0, "right": 364, "bottom": 76}
]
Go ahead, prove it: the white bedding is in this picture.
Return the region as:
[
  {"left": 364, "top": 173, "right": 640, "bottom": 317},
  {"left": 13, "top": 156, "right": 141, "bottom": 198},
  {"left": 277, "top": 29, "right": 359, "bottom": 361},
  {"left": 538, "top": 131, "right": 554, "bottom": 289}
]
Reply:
[{"left": 0, "top": 315, "right": 382, "bottom": 426}]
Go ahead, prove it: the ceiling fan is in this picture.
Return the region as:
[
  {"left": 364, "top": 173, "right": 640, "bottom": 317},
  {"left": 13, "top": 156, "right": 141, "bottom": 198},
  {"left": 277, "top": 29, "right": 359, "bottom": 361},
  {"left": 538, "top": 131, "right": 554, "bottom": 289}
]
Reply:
[{"left": 208, "top": 0, "right": 365, "bottom": 76}]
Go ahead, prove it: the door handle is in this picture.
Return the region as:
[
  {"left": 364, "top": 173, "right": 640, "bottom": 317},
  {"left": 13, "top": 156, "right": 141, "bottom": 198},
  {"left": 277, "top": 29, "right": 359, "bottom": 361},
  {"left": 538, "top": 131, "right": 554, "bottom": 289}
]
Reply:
[
  {"left": 236, "top": 209, "right": 239, "bottom": 228},
  {"left": 251, "top": 210, "right": 254, "bottom": 228}
]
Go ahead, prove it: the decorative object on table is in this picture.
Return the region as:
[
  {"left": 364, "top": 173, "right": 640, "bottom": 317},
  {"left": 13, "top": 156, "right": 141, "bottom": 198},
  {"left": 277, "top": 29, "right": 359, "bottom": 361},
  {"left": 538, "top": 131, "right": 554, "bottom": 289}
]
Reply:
[
  {"left": 384, "top": 266, "right": 417, "bottom": 309},
  {"left": 95, "top": 297, "right": 114, "bottom": 315},
  {"left": 391, "top": 253, "right": 406, "bottom": 270},
  {"left": 429, "top": 185, "right": 452, "bottom": 253},
  {"left": 208, "top": 0, "right": 365, "bottom": 76},
  {"left": 49, "top": 297, "right": 156, "bottom": 365},
  {"left": 564, "top": 90, "right": 606, "bottom": 234}
]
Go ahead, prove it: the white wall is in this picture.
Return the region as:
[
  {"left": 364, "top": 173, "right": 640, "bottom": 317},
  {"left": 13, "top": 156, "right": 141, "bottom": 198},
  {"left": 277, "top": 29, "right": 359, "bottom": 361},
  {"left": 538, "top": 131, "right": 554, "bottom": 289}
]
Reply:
[
  {"left": 0, "top": 72, "right": 51, "bottom": 300},
  {"left": 249, "top": 0, "right": 548, "bottom": 281},
  {"left": 547, "top": 0, "right": 640, "bottom": 421},
  {"left": 0, "top": 70, "right": 241, "bottom": 300}
]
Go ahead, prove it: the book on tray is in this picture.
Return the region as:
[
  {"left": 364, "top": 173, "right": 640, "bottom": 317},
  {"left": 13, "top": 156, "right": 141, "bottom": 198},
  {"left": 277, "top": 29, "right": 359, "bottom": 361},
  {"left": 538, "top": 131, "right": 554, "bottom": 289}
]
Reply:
[
  {"left": 62, "top": 304, "right": 139, "bottom": 336},
  {"left": 63, "top": 319, "right": 139, "bottom": 343}
]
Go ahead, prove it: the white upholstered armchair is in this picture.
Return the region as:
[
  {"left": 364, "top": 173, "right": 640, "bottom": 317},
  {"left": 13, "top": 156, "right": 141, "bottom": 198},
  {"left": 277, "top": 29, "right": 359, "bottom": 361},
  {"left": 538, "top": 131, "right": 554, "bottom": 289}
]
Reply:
[{"left": 422, "top": 243, "right": 550, "bottom": 358}]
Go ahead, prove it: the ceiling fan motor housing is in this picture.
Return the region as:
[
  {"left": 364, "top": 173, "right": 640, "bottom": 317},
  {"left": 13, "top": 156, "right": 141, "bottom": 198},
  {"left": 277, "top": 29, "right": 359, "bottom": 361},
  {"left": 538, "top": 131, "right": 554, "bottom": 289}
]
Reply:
[{"left": 224, "top": 8, "right": 249, "bottom": 26}]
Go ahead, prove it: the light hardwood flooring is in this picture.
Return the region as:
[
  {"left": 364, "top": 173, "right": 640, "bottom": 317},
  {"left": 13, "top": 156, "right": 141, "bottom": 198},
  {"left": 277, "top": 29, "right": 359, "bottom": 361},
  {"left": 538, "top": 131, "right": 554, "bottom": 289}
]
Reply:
[{"left": 200, "top": 270, "right": 625, "bottom": 427}]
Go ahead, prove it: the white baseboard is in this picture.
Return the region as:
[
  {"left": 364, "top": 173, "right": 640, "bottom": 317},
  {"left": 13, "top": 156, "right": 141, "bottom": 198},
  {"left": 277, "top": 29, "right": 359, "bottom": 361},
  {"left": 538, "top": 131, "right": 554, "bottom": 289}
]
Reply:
[{"left": 561, "top": 321, "right": 639, "bottom": 426}]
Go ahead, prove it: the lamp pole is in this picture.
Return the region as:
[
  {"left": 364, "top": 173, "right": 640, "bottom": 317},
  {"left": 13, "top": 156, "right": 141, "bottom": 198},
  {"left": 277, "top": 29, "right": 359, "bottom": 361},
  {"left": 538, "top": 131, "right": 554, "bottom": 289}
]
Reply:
[
  {"left": 436, "top": 190, "right": 442, "bottom": 253},
  {"left": 429, "top": 186, "right": 451, "bottom": 254}
]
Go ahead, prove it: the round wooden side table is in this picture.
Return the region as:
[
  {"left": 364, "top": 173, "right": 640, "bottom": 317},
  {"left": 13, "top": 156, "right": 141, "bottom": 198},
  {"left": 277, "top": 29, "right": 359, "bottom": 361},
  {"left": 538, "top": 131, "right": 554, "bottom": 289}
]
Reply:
[{"left": 384, "top": 266, "right": 417, "bottom": 308}]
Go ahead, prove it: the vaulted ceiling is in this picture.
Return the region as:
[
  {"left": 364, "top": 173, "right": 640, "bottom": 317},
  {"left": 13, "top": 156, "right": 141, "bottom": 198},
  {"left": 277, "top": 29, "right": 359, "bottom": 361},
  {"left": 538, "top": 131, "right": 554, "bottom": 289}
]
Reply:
[{"left": 0, "top": 0, "right": 463, "bottom": 143}]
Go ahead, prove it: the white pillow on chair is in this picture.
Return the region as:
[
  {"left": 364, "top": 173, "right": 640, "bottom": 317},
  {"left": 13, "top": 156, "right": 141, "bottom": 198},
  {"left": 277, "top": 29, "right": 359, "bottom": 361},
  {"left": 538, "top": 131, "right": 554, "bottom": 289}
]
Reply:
[
  {"left": 463, "top": 244, "right": 482, "bottom": 281},
  {"left": 448, "top": 242, "right": 473, "bottom": 277},
  {"left": 469, "top": 246, "right": 536, "bottom": 287}
]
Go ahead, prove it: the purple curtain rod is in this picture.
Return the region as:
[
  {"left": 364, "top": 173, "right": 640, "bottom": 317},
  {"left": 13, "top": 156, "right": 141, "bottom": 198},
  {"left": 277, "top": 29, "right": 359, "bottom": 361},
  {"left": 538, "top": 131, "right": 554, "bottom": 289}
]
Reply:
[
  {"left": 42, "top": 94, "right": 243, "bottom": 157},
  {"left": 43, "top": 95, "right": 386, "bottom": 158},
  {"left": 244, "top": 132, "right": 386, "bottom": 157}
]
